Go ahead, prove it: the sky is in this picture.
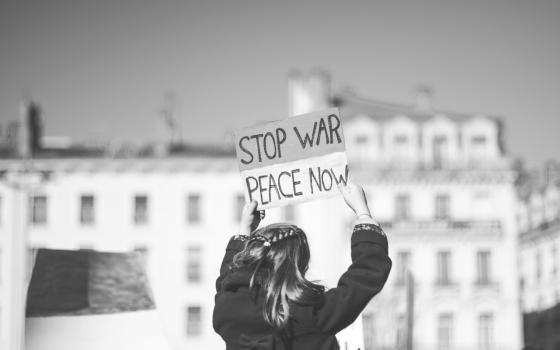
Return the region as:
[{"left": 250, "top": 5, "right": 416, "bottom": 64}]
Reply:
[{"left": 1, "top": 0, "right": 559, "bottom": 166}]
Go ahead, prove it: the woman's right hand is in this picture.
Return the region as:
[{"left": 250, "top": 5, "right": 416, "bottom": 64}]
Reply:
[{"left": 339, "top": 182, "right": 371, "bottom": 217}]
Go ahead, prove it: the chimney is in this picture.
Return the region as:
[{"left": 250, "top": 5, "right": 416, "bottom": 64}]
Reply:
[
  {"left": 154, "top": 91, "right": 179, "bottom": 157},
  {"left": 307, "top": 68, "right": 331, "bottom": 111},
  {"left": 287, "top": 69, "right": 332, "bottom": 117},
  {"left": 18, "top": 99, "right": 43, "bottom": 158},
  {"left": 544, "top": 160, "right": 560, "bottom": 186},
  {"left": 414, "top": 85, "right": 434, "bottom": 112}
]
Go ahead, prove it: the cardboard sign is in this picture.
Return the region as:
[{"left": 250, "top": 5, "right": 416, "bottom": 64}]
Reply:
[{"left": 234, "top": 107, "right": 348, "bottom": 209}]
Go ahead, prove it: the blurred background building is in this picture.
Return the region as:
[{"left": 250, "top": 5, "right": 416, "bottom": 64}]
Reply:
[
  {"left": 517, "top": 167, "right": 560, "bottom": 350},
  {"left": 0, "top": 70, "right": 559, "bottom": 350}
]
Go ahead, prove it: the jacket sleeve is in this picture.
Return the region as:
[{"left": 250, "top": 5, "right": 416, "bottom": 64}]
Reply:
[
  {"left": 215, "top": 235, "right": 247, "bottom": 293},
  {"left": 313, "top": 223, "right": 392, "bottom": 334}
]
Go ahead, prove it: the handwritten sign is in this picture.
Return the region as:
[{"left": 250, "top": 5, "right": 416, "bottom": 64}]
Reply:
[{"left": 234, "top": 107, "right": 348, "bottom": 209}]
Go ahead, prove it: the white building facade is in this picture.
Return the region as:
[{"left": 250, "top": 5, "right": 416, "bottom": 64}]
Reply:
[
  {"left": 293, "top": 71, "right": 523, "bottom": 350},
  {"left": 0, "top": 71, "right": 525, "bottom": 350},
  {"left": 517, "top": 182, "right": 560, "bottom": 313}
]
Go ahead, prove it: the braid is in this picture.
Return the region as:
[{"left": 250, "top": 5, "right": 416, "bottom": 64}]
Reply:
[{"left": 249, "top": 226, "right": 302, "bottom": 246}]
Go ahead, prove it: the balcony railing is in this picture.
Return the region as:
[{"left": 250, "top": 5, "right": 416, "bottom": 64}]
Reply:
[
  {"left": 473, "top": 280, "right": 500, "bottom": 292},
  {"left": 378, "top": 220, "right": 501, "bottom": 233},
  {"left": 434, "top": 278, "right": 458, "bottom": 286}
]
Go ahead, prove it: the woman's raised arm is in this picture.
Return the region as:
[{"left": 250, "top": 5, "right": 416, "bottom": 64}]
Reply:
[{"left": 313, "top": 183, "right": 392, "bottom": 333}]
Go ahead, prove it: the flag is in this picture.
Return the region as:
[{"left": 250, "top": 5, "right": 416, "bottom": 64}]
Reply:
[{"left": 25, "top": 249, "right": 169, "bottom": 350}]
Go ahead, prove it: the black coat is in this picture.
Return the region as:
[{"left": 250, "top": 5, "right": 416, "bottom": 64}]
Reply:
[{"left": 212, "top": 223, "right": 392, "bottom": 350}]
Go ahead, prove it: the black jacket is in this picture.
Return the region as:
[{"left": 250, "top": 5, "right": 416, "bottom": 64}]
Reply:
[{"left": 213, "top": 223, "right": 392, "bottom": 350}]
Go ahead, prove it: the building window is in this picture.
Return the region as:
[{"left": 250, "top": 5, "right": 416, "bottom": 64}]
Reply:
[
  {"left": 476, "top": 250, "right": 492, "bottom": 285},
  {"left": 433, "top": 136, "right": 448, "bottom": 169},
  {"left": 283, "top": 205, "right": 295, "bottom": 222},
  {"left": 471, "top": 135, "right": 487, "bottom": 145},
  {"left": 187, "top": 194, "right": 201, "bottom": 224},
  {"left": 394, "top": 134, "right": 408, "bottom": 144},
  {"left": 235, "top": 194, "right": 245, "bottom": 221},
  {"left": 470, "top": 135, "right": 488, "bottom": 160},
  {"left": 473, "top": 191, "right": 490, "bottom": 200},
  {"left": 186, "top": 246, "right": 202, "bottom": 283},
  {"left": 478, "top": 313, "right": 494, "bottom": 350},
  {"left": 396, "top": 251, "right": 411, "bottom": 285},
  {"left": 435, "top": 194, "right": 450, "bottom": 221},
  {"left": 355, "top": 135, "right": 369, "bottom": 145},
  {"left": 362, "top": 313, "right": 375, "bottom": 350},
  {"left": 552, "top": 245, "right": 558, "bottom": 278},
  {"left": 80, "top": 195, "right": 95, "bottom": 225},
  {"left": 436, "top": 251, "right": 452, "bottom": 285},
  {"left": 395, "top": 194, "right": 411, "bottom": 221},
  {"left": 437, "top": 313, "right": 454, "bottom": 350},
  {"left": 536, "top": 251, "right": 542, "bottom": 282},
  {"left": 186, "top": 306, "right": 202, "bottom": 336},
  {"left": 396, "top": 313, "right": 407, "bottom": 348},
  {"left": 30, "top": 195, "right": 47, "bottom": 225},
  {"left": 133, "top": 195, "right": 149, "bottom": 225}
]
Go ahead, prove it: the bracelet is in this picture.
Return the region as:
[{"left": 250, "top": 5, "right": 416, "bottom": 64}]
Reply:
[
  {"left": 232, "top": 234, "right": 249, "bottom": 242},
  {"left": 353, "top": 223, "right": 385, "bottom": 236},
  {"left": 356, "top": 213, "right": 372, "bottom": 219}
]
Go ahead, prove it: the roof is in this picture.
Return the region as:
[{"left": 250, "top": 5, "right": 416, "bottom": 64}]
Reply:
[
  {"left": 0, "top": 143, "right": 235, "bottom": 160},
  {"left": 333, "top": 91, "right": 500, "bottom": 125}
]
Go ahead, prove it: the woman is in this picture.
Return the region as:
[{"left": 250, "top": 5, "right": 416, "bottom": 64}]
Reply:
[{"left": 213, "top": 182, "right": 392, "bottom": 350}]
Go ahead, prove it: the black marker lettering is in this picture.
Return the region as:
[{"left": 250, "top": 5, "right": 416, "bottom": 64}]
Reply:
[
  {"left": 250, "top": 134, "right": 264, "bottom": 162},
  {"left": 316, "top": 117, "right": 328, "bottom": 145},
  {"left": 321, "top": 167, "right": 333, "bottom": 191},
  {"left": 258, "top": 174, "right": 268, "bottom": 205},
  {"left": 276, "top": 128, "right": 286, "bottom": 159},
  {"left": 278, "top": 171, "right": 293, "bottom": 198},
  {"left": 331, "top": 165, "right": 349, "bottom": 186},
  {"left": 239, "top": 136, "right": 254, "bottom": 164},
  {"left": 328, "top": 114, "right": 342, "bottom": 144},
  {"left": 293, "top": 123, "right": 317, "bottom": 149},
  {"left": 309, "top": 167, "right": 322, "bottom": 194},
  {"left": 268, "top": 173, "right": 281, "bottom": 202},
  {"left": 263, "top": 132, "right": 277, "bottom": 159},
  {"left": 246, "top": 176, "right": 258, "bottom": 201},
  {"left": 292, "top": 168, "right": 303, "bottom": 196}
]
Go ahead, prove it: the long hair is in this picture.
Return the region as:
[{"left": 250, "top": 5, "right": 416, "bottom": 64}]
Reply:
[{"left": 232, "top": 223, "right": 325, "bottom": 329}]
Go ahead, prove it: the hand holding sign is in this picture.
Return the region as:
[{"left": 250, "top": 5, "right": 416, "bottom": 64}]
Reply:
[
  {"left": 338, "top": 182, "right": 371, "bottom": 217},
  {"left": 239, "top": 200, "right": 265, "bottom": 235},
  {"left": 234, "top": 108, "right": 348, "bottom": 209}
]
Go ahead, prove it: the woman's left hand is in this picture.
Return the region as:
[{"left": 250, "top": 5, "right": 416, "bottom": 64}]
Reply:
[{"left": 239, "top": 200, "right": 265, "bottom": 235}]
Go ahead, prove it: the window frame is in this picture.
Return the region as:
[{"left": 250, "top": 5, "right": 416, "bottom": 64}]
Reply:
[
  {"left": 395, "top": 194, "right": 411, "bottom": 221},
  {"left": 437, "top": 313, "right": 454, "bottom": 350},
  {"left": 478, "top": 313, "right": 494, "bottom": 350},
  {"left": 436, "top": 250, "right": 452, "bottom": 286},
  {"left": 186, "top": 245, "right": 202, "bottom": 283},
  {"left": 186, "top": 305, "right": 202, "bottom": 336},
  {"left": 476, "top": 250, "right": 492, "bottom": 285},
  {"left": 186, "top": 193, "right": 201, "bottom": 224},
  {"left": 79, "top": 194, "right": 95, "bottom": 225},
  {"left": 133, "top": 194, "right": 149, "bottom": 225},
  {"left": 30, "top": 194, "right": 48, "bottom": 225},
  {"left": 435, "top": 194, "right": 451, "bottom": 221}
]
